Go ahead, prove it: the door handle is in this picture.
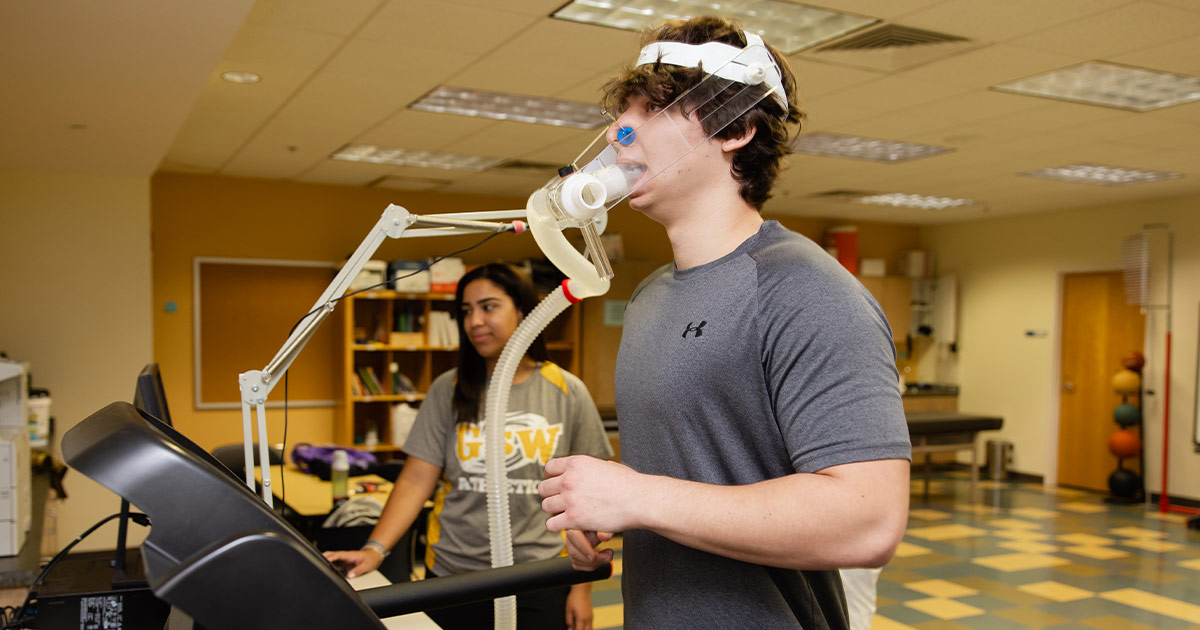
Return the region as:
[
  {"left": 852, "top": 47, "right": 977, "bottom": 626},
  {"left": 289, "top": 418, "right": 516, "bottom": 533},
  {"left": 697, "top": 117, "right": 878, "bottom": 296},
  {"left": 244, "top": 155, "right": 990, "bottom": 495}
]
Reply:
[{"left": 1063, "top": 381, "right": 1075, "bottom": 391}]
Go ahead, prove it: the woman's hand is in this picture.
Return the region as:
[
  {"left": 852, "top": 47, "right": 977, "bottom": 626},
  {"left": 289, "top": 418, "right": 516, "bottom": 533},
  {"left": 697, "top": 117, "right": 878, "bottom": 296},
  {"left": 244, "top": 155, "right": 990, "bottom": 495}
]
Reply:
[
  {"left": 322, "top": 549, "right": 382, "bottom": 579},
  {"left": 565, "top": 583, "right": 595, "bottom": 630}
]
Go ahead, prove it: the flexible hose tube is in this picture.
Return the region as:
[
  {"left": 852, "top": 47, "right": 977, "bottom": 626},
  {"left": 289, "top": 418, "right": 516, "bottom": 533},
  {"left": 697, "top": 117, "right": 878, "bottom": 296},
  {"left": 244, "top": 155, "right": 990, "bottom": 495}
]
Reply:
[{"left": 484, "top": 285, "right": 572, "bottom": 630}]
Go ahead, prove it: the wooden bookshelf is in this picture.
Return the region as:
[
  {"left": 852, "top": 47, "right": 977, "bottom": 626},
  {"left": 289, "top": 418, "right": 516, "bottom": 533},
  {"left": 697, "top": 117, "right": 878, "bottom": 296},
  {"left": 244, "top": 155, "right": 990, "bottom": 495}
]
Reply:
[{"left": 337, "top": 289, "right": 580, "bottom": 455}]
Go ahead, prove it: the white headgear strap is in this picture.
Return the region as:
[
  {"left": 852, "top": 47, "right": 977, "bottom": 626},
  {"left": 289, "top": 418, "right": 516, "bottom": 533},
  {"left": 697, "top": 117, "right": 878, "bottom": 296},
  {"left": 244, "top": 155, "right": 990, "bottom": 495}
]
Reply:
[{"left": 635, "top": 32, "right": 788, "bottom": 114}]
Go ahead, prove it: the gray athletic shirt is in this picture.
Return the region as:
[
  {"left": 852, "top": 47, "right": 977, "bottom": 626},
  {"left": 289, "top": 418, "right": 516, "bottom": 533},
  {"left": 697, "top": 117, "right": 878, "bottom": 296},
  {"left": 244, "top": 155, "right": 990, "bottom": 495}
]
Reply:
[
  {"left": 616, "top": 220, "right": 911, "bottom": 630},
  {"left": 402, "top": 362, "right": 612, "bottom": 576}
]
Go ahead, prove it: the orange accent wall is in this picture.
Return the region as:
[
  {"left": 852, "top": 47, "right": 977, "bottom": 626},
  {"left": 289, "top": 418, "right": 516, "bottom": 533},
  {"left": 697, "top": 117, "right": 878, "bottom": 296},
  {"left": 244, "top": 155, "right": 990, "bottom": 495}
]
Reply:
[{"left": 151, "top": 172, "right": 920, "bottom": 452}]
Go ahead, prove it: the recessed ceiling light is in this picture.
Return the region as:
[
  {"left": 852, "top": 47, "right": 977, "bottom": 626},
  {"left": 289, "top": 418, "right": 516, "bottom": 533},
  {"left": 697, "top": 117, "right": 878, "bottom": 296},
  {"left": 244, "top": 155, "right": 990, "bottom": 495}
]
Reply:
[
  {"left": 793, "top": 132, "right": 953, "bottom": 163},
  {"left": 331, "top": 144, "right": 506, "bottom": 172},
  {"left": 221, "top": 71, "right": 261, "bottom": 84},
  {"left": 552, "top": 0, "right": 877, "bottom": 55},
  {"left": 410, "top": 86, "right": 607, "bottom": 129},
  {"left": 992, "top": 61, "right": 1200, "bottom": 112},
  {"left": 1021, "top": 163, "right": 1182, "bottom": 186},
  {"left": 854, "top": 192, "right": 975, "bottom": 210}
]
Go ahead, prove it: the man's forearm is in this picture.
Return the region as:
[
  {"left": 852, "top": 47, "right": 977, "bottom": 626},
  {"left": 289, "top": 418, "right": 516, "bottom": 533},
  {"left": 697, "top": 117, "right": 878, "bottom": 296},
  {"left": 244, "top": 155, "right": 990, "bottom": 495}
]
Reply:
[{"left": 628, "top": 459, "right": 910, "bottom": 570}]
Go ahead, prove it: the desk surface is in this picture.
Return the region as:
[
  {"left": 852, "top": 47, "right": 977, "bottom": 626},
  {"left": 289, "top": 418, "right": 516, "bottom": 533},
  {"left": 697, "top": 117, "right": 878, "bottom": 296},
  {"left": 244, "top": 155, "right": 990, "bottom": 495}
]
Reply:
[
  {"left": 254, "top": 466, "right": 393, "bottom": 517},
  {"left": 906, "top": 411, "right": 1003, "bottom": 435},
  {"left": 349, "top": 571, "right": 439, "bottom": 629}
]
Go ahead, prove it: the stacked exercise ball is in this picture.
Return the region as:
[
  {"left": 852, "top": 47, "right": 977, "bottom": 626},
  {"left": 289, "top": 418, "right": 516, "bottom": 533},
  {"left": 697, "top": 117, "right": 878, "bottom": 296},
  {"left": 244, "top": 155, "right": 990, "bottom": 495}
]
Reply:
[{"left": 1107, "top": 351, "right": 1143, "bottom": 501}]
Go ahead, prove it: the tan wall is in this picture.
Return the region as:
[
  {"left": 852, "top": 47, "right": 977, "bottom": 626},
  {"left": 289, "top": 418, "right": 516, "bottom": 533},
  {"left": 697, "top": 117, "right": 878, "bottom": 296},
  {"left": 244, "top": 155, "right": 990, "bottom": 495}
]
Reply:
[
  {"left": 0, "top": 169, "right": 154, "bottom": 551},
  {"left": 922, "top": 194, "right": 1200, "bottom": 500}
]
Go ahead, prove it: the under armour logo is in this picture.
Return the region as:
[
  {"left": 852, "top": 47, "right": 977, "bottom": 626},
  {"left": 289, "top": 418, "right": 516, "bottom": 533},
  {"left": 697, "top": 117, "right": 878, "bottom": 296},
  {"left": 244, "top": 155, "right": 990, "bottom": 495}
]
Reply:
[{"left": 682, "top": 321, "right": 707, "bottom": 338}]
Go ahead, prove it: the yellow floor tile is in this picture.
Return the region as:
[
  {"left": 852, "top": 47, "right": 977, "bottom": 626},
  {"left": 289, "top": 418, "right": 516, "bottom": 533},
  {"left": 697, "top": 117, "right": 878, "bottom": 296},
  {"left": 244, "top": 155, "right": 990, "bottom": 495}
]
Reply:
[
  {"left": 1057, "top": 501, "right": 1108, "bottom": 514},
  {"left": 909, "top": 509, "right": 953, "bottom": 520},
  {"left": 1109, "top": 526, "right": 1166, "bottom": 539},
  {"left": 994, "top": 606, "right": 1072, "bottom": 627},
  {"left": 593, "top": 603, "right": 624, "bottom": 629},
  {"left": 1144, "top": 511, "right": 1190, "bottom": 524},
  {"left": 988, "top": 518, "right": 1042, "bottom": 530},
  {"left": 1121, "top": 538, "right": 1185, "bottom": 552},
  {"left": 907, "top": 524, "right": 989, "bottom": 541},
  {"left": 904, "top": 597, "right": 985, "bottom": 620},
  {"left": 1008, "top": 507, "right": 1059, "bottom": 519},
  {"left": 1056, "top": 533, "right": 1114, "bottom": 546},
  {"left": 953, "top": 504, "right": 1003, "bottom": 516},
  {"left": 1100, "top": 588, "right": 1200, "bottom": 624},
  {"left": 1048, "top": 486, "right": 1089, "bottom": 498},
  {"left": 1053, "top": 563, "right": 1111, "bottom": 578},
  {"left": 998, "top": 540, "right": 1059, "bottom": 554},
  {"left": 994, "top": 529, "right": 1051, "bottom": 541},
  {"left": 1017, "top": 580, "right": 1095, "bottom": 602},
  {"left": 971, "top": 552, "right": 1070, "bottom": 572},
  {"left": 1062, "top": 545, "right": 1128, "bottom": 560},
  {"left": 872, "top": 615, "right": 919, "bottom": 630},
  {"left": 904, "top": 579, "right": 979, "bottom": 598},
  {"left": 1079, "top": 615, "right": 1161, "bottom": 630},
  {"left": 893, "top": 541, "right": 933, "bottom": 558}
]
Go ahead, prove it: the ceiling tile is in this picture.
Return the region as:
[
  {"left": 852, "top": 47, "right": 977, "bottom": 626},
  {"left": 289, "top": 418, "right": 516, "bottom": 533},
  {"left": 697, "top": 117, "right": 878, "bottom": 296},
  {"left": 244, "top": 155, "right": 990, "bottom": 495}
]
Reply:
[
  {"left": 788, "top": 58, "right": 884, "bottom": 99},
  {"left": 900, "top": 0, "right": 1126, "bottom": 42},
  {"left": 242, "top": 0, "right": 384, "bottom": 36},
  {"left": 1009, "top": 2, "right": 1200, "bottom": 59},
  {"left": 437, "top": 119, "right": 593, "bottom": 159},
  {"left": 357, "top": 109, "right": 494, "bottom": 153},
  {"left": 898, "top": 44, "right": 1081, "bottom": 89},
  {"left": 1112, "top": 34, "right": 1200, "bottom": 76},
  {"left": 356, "top": 0, "right": 539, "bottom": 55}
]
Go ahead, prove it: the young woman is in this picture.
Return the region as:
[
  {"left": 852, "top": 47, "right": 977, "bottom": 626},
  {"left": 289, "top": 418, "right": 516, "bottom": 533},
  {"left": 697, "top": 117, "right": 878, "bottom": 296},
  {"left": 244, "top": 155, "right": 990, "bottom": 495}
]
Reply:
[{"left": 325, "top": 262, "right": 611, "bottom": 630}]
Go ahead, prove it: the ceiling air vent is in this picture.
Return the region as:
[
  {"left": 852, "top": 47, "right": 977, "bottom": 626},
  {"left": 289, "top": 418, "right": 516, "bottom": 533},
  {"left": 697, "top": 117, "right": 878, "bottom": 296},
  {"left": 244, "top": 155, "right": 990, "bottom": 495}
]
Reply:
[
  {"left": 801, "top": 23, "right": 981, "bottom": 72},
  {"left": 818, "top": 24, "right": 967, "bottom": 51}
]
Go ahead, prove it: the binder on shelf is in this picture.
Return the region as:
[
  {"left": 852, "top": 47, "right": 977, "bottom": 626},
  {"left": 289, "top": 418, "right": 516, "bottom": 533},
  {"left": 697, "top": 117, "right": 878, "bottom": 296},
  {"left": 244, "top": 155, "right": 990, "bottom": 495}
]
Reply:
[{"left": 389, "top": 260, "right": 431, "bottom": 293}]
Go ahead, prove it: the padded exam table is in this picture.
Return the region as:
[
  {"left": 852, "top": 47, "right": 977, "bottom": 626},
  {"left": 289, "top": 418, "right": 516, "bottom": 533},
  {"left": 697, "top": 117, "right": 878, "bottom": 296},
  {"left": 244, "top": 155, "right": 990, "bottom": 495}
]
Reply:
[{"left": 906, "top": 411, "right": 1004, "bottom": 502}]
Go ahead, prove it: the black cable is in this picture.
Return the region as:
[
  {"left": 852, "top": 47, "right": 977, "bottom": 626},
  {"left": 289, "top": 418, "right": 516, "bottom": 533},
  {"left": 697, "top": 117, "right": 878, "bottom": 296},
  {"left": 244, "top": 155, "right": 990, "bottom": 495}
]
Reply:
[
  {"left": 272, "top": 227, "right": 509, "bottom": 528},
  {"left": 291, "top": 228, "right": 509, "bottom": 331},
  {"left": 4, "top": 512, "right": 151, "bottom": 629}
]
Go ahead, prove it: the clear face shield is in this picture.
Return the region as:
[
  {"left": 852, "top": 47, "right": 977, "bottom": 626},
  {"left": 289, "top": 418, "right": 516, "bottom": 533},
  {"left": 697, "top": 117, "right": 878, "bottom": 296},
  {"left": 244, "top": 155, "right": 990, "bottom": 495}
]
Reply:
[{"left": 525, "top": 33, "right": 787, "bottom": 298}]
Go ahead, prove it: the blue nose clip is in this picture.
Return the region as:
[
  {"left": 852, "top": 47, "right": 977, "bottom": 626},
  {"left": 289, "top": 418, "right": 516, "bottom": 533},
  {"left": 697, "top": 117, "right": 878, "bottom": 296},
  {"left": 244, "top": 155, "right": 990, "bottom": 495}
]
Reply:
[{"left": 617, "top": 126, "right": 635, "bottom": 146}]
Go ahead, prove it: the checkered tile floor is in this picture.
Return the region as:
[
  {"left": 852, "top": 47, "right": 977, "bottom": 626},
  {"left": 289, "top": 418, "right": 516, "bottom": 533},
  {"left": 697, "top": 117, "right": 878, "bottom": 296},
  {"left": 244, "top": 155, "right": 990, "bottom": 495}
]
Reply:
[{"left": 587, "top": 471, "right": 1200, "bottom": 629}]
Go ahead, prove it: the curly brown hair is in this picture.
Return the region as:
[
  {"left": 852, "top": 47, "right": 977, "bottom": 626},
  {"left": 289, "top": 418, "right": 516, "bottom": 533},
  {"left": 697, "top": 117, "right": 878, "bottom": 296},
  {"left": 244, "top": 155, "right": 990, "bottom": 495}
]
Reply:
[{"left": 602, "top": 16, "right": 804, "bottom": 209}]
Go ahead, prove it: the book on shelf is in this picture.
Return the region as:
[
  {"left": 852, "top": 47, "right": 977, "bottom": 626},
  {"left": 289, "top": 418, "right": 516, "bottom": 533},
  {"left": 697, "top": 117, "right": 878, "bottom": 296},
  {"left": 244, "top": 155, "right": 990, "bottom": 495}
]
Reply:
[
  {"left": 427, "top": 311, "right": 459, "bottom": 349},
  {"left": 390, "top": 362, "right": 416, "bottom": 393},
  {"left": 351, "top": 373, "right": 364, "bottom": 396},
  {"left": 357, "top": 366, "right": 383, "bottom": 396}
]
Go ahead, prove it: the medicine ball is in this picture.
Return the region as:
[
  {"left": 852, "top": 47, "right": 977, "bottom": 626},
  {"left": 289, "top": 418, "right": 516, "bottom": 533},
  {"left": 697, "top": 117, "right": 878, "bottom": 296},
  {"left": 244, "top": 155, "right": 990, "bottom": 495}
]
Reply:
[
  {"left": 1111, "top": 369, "right": 1141, "bottom": 395},
  {"left": 1113, "top": 403, "right": 1140, "bottom": 427},
  {"left": 1108, "top": 468, "right": 1141, "bottom": 499},
  {"left": 1120, "top": 351, "right": 1145, "bottom": 372},
  {"left": 1108, "top": 429, "right": 1141, "bottom": 459}
]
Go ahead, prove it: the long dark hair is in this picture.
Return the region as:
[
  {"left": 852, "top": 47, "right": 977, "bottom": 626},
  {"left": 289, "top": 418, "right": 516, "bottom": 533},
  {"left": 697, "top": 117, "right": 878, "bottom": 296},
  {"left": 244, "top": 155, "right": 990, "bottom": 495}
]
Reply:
[{"left": 451, "top": 263, "right": 549, "bottom": 422}]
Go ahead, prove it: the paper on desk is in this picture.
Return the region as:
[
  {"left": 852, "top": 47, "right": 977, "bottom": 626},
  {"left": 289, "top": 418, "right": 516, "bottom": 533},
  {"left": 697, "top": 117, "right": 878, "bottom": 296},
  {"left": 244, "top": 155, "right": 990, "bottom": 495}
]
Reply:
[{"left": 348, "top": 570, "right": 441, "bottom": 629}]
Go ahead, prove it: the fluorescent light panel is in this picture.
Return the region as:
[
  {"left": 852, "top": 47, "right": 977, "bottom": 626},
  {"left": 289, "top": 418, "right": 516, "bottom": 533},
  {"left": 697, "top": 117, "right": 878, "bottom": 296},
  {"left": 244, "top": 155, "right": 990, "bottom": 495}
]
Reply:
[
  {"left": 1021, "top": 163, "right": 1182, "bottom": 186},
  {"left": 552, "top": 0, "right": 877, "bottom": 55},
  {"left": 410, "top": 86, "right": 606, "bottom": 129},
  {"left": 855, "top": 192, "right": 975, "bottom": 211},
  {"left": 993, "top": 61, "right": 1200, "bottom": 112},
  {"left": 793, "top": 132, "right": 953, "bottom": 163},
  {"left": 331, "top": 144, "right": 505, "bottom": 172}
]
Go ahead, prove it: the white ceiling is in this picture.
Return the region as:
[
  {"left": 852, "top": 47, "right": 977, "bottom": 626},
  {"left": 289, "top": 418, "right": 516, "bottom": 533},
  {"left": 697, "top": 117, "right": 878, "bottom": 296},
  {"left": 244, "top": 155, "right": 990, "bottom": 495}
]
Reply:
[{"left": 4, "top": 0, "right": 1200, "bottom": 225}]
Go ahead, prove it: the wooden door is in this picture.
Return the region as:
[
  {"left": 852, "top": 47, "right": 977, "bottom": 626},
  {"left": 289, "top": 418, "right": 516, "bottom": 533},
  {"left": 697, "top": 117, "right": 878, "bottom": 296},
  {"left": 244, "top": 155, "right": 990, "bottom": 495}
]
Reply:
[{"left": 1057, "top": 272, "right": 1145, "bottom": 491}]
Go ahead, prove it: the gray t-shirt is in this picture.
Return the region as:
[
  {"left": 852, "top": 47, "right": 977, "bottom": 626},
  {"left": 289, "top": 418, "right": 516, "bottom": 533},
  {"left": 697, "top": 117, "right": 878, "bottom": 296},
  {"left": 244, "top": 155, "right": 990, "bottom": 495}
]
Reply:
[
  {"left": 616, "top": 220, "right": 911, "bottom": 630},
  {"left": 403, "top": 362, "right": 613, "bottom": 576}
]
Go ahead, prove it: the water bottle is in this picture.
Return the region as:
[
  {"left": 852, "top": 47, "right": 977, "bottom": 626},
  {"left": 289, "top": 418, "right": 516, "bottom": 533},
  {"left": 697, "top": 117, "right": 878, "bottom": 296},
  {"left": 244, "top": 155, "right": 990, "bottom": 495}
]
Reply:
[{"left": 330, "top": 449, "right": 349, "bottom": 509}]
